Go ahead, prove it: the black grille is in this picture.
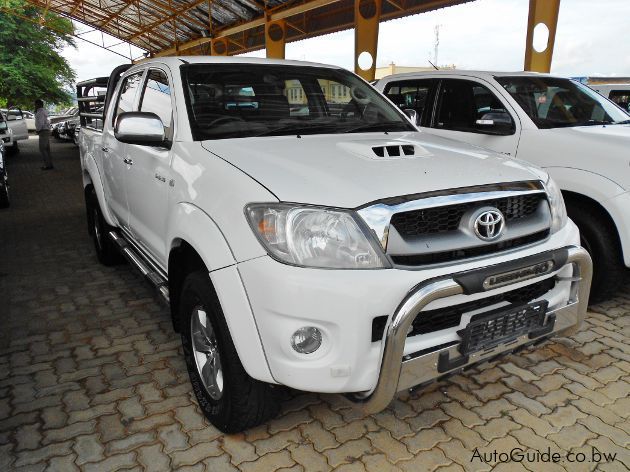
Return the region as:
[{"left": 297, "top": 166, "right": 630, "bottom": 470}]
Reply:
[
  {"left": 370, "top": 277, "right": 555, "bottom": 342},
  {"left": 391, "top": 231, "right": 549, "bottom": 266},
  {"left": 390, "top": 193, "right": 544, "bottom": 238}
]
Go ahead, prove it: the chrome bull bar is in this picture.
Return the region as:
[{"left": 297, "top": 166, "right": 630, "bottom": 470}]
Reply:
[{"left": 348, "top": 245, "right": 592, "bottom": 414}]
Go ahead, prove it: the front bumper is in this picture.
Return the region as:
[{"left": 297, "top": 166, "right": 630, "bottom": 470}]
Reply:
[
  {"left": 347, "top": 245, "right": 591, "bottom": 413},
  {"left": 238, "top": 222, "right": 588, "bottom": 397}
]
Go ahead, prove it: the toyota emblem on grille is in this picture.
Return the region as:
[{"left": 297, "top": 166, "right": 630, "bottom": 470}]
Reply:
[{"left": 474, "top": 209, "right": 505, "bottom": 241}]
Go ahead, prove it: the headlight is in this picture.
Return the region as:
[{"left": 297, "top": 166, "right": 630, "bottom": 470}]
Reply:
[
  {"left": 245, "top": 203, "right": 390, "bottom": 269},
  {"left": 544, "top": 176, "right": 568, "bottom": 233}
]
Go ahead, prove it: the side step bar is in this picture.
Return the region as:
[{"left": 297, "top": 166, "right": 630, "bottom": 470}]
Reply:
[{"left": 108, "top": 231, "right": 170, "bottom": 303}]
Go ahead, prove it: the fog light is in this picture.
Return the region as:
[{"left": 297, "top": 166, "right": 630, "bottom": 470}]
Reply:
[{"left": 290, "top": 327, "right": 322, "bottom": 354}]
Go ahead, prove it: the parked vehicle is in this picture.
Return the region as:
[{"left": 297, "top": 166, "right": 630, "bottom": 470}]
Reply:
[
  {"left": 375, "top": 71, "right": 629, "bottom": 301},
  {"left": 0, "top": 109, "right": 29, "bottom": 154},
  {"left": 22, "top": 110, "right": 36, "bottom": 132},
  {"left": 50, "top": 106, "right": 79, "bottom": 125},
  {"left": 53, "top": 115, "right": 80, "bottom": 145},
  {"left": 0, "top": 139, "right": 8, "bottom": 208},
  {"left": 78, "top": 58, "right": 591, "bottom": 433},
  {"left": 589, "top": 84, "right": 630, "bottom": 112}
]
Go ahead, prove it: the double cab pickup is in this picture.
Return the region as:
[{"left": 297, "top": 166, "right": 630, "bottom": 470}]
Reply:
[{"left": 78, "top": 58, "right": 591, "bottom": 432}]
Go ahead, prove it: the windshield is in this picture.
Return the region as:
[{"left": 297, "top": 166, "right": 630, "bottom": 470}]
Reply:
[
  {"left": 181, "top": 64, "right": 414, "bottom": 140},
  {"left": 495, "top": 76, "right": 629, "bottom": 128}
]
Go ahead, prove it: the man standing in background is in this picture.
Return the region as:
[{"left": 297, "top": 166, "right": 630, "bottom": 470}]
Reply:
[{"left": 35, "top": 99, "right": 53, "bottom": 170}]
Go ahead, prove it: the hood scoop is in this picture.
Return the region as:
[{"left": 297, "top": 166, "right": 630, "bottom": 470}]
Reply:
[
  {"left": 372, "top": 144, "right": 415, "bottom": 158},
  {"left": 338, "top": 140, "right": 432, "bottom": 161}
]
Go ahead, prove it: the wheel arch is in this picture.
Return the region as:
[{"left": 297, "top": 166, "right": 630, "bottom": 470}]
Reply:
[
  {"left": 546, "top": 166, "right": 627, "bottom": 264},
  {"left": 166, "top": 235, "right": 274, "bottom": 383},
  {"left": 167, "top": 239, "right": 207, "bottom": 331},
  {"left": 562, "top": 190, "right": 623, "bottom": 255},
  {"left": 165, "top": 203, "right": 236, "bottom": 329},
  {"left": 82, "top": 154, "right": 117, "bottom": 227}
]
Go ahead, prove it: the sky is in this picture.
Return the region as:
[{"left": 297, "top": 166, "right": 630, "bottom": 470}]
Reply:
[{"left": 62, "top": 0, "right": 630, "bottom": 83}]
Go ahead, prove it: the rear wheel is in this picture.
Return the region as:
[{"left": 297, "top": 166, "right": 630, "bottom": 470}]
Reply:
[
  {"left": 179, "top": 270, "right": 279, "bottom": 433},
  {"left": 566, "top": 202, "right": 625, "bottom": 303},
  {"left": 6, "top": 143, "right": 18, "bottom": 155},
  {"left": 88, "top": 191, "right": 123, "bottom": 266},
  {"left": 0, "top": 174, "right": 9, "bottom": 208}
]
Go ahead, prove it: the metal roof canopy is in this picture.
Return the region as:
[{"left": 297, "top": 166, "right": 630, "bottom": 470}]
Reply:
[{"left": 21, "top": 0, "right": 561, "bottom": 80}]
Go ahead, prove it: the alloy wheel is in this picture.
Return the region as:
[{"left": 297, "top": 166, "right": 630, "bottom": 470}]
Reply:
[{"left": 190, "top": 305, "right": 224, "bottom": 400}]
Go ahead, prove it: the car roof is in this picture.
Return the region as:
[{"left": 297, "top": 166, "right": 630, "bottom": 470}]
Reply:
[
  {"left": 132, "top": 56, "right": 344, "bottom": 72},
  {"left": 590, "top": 83, "right": 630, "bottom": 90},
  {"left": 378, "top": 70, "right": 560, "bottom": 81}
]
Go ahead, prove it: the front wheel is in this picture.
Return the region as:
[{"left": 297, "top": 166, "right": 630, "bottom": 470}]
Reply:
[{"left": 179, "top": 270, "right": 279, "bottom": 433}]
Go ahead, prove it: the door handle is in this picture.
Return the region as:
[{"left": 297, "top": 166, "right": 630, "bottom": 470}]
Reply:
[
  {"left": 123, "top": 157, "right": 133, "bottom": 165},
  {"left": 101, "top": 146, "right": 109, "bottom": 153}
]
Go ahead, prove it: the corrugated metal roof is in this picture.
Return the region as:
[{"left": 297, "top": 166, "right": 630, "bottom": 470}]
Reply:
[{"left": 22, "top": 0, "right": 474, "bottom": 57}]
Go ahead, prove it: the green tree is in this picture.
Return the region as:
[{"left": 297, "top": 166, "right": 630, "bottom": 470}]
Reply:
[{"left": 0, "top": 0, "right": 76, "bottom": 109}]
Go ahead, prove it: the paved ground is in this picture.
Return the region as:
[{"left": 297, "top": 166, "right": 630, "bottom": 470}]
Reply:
[{"left": 0, "top": 136, "right": 629, "bottom": 472}]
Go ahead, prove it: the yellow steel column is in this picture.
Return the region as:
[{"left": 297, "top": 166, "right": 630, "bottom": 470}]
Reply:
[
  {"left": 265, "top": 18, "right": 286, "bottom": 59},
  {"left": 354, "top": 0, "right": 382, "bottom": 81},
  {"left": 524, "top": 0, "right": 561, "bottom": 72},
  {"left": 211, "top": 38, "right": 228, "bottom": 56}
]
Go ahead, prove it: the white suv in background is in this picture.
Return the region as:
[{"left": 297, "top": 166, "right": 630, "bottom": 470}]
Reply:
[
  {"left": 589, "top": 83, "right": 630, "bottom": 112},
  {"left": 375, "top": 71, "right": 630, "bottom": 301},
  {"left": 0, "top": 109, "right": 29, "bottom": 153}
]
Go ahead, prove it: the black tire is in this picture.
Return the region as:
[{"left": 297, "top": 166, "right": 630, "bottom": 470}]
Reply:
[
  {"left": 179, "top": 270, "right": 279, "bottom": 433},
  {"left": 88, "top": 191, "right": 123, "bottom": 266},
  {"left": 0, "top": 176, "right": 9, "bottom": 209},
  {"left": 567, "top": 203, "right": 625, "bottom": 303},
  {"left": 6, "top": 143, "right": 18, "bottom": 155}
]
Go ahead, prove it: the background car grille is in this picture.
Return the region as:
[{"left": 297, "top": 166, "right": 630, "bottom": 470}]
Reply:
[{"left": 390, "top": 193, "right": 544, "bottom": 237}]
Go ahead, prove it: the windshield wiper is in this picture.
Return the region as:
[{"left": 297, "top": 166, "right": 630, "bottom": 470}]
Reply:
[
  {"left": 614, "top": 119, "right": 630, "bottom": 125},
  {"left": 343, "top": 120, "right": 412, "bottom": 133},
  {"left": 250, "top": 122, "right": 337, "bottom": 137},
  {"left": 574, "top": 119, "right": 615, "bottom": 126}
]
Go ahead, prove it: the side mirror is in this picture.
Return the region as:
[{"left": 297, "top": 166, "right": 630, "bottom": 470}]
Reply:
[
  {"left": 115, "top": 112, "right": 167, "bottom": 147},
  {"left": 475, "top": 111, "right": 514, "bottom": 135},
  {"left": 403, "top": 108, "right": 419, "bottom": 124}
]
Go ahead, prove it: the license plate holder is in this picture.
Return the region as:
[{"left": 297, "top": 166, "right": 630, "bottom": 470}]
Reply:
[{"left": 457, "top": 300, "right": 549, "bottom": 356}]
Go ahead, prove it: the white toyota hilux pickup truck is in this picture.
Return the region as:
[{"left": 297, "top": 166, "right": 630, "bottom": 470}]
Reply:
[
  {"left": 78, "top": 57, "right": 591, "bottom": 433},
  {"left": 375, "top": 71, "right": 630, "bottom": 301}
]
